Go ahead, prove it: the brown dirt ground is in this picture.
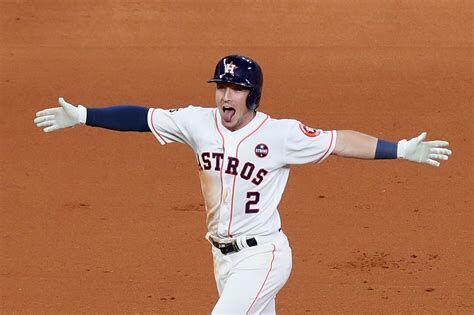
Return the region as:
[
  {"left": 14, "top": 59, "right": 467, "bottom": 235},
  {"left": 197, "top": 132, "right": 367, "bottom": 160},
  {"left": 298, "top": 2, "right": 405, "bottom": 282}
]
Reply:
[{"left": 1, "top": 0, "right": 472, "bottom": 313}]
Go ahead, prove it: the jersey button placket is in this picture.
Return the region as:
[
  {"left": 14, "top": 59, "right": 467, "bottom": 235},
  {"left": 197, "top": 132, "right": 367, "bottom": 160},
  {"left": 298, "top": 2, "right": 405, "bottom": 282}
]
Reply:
[{"left": 219, "top": 137, "right": 237, "bottom": 237}]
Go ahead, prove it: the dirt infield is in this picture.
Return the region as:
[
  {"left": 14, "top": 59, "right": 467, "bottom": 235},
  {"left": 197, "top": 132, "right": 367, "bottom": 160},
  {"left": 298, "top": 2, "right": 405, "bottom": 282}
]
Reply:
[{"left": 1, "top": 0, "right": 472, "bottom": 313}]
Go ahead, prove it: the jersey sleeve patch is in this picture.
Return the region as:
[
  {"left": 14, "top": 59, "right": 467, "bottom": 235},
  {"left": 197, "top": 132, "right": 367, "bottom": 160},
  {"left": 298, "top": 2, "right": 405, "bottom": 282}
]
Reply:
[
  {"left": 298, "top": 122, "right": 320, "bottom": 137},
  {"left": 282, "top": 119, "right": 335, "bottom": 165}
]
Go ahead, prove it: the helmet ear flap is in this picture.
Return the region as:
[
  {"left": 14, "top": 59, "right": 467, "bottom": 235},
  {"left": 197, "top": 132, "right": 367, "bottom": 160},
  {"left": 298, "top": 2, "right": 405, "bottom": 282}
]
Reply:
[{"left": 246, "top": 87, "right": 261, "bottom": 111}]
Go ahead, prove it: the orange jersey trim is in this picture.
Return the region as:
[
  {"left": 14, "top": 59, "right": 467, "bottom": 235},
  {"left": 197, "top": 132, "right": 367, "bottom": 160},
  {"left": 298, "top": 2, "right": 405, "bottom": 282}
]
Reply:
[
  {"left": 314, "top": 130, "right": 335, "bottom": 163},
  {"left": 150, "top": 108, "right": 168, "bottom": 144}
]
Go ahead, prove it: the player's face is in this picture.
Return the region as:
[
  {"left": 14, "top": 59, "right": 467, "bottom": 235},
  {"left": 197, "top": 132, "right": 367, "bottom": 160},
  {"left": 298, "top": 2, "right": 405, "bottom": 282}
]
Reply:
[{"left": 215, "top": 83, "right": 254, "bottom": 131}]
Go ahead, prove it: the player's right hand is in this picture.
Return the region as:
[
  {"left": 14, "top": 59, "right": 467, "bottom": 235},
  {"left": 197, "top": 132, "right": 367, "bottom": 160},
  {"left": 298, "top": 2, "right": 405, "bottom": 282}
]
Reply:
[{"left": 34, "top": 97, "right": 86, "bottom": 132}]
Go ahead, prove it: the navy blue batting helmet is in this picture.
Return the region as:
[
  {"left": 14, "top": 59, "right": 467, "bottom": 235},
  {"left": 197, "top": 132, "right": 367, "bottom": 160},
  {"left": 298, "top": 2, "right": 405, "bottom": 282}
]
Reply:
[{"left": 208, "top": 55, "right": 263, "bottom": 110}]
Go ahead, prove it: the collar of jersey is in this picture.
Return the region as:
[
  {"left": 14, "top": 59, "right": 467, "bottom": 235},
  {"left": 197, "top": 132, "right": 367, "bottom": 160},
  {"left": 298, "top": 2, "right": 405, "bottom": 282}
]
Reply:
[{"left": 215, "top": 109, "right": 267, "bottom": 137}]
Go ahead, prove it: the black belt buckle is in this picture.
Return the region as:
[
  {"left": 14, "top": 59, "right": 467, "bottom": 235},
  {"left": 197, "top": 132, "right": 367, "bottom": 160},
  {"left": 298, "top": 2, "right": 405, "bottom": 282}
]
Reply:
[{"left": 215, "top": 240, "right": 238, "bottom": 254}]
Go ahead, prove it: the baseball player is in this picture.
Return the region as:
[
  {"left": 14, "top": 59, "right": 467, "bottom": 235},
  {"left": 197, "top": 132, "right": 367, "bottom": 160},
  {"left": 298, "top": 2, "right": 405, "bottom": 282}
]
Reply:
[{"left": 34, "top": 55, "right": 452, "bottom": 314}]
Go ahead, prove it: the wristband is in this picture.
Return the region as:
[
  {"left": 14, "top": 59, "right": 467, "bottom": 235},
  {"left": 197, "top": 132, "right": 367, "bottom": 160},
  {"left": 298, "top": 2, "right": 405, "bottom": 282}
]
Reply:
[{"left": 374, "top": 139, "right": 398, "bottom": 159}]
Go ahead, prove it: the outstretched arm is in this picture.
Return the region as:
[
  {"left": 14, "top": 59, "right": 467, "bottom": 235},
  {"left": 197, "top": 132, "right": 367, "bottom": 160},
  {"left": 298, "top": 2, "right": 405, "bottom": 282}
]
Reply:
[
  {"left": 332, "top": 130, "right": 452, "bottom": 167},
  {"left": 34, "top": 97, "right": 150, "bottom": 132}
]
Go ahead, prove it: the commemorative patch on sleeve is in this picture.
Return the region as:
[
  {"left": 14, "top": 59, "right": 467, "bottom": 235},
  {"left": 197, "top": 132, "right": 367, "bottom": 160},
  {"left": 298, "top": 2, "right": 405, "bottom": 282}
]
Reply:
[{"left": 298, "top": 122, "right": 320, "bottom": 137}]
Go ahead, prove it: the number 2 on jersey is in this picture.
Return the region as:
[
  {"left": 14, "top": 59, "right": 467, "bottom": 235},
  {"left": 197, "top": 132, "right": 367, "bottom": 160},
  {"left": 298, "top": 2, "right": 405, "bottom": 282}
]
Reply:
[{"left": 245, "top": 192, "right": 260, "bottom": 213}]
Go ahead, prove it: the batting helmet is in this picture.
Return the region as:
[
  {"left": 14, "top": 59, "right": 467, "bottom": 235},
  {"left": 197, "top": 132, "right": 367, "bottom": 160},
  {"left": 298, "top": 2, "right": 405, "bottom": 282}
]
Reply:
[{"left": 208, "top": 55, "right": 263, "bottom": 111}]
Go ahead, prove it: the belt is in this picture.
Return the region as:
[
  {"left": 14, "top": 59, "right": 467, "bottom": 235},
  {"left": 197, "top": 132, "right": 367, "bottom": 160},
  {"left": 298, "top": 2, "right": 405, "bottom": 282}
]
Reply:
[
  {"left": 209, "top": 228, "right": 281, "bottom": 255},
  {"left": 210, "top": 237, "right": 257, "bottom": 255}
]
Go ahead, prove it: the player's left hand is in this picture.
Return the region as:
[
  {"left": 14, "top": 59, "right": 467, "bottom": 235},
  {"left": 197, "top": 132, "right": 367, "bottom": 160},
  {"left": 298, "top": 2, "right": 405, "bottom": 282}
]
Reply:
[{"left": 398, "top": 132, "right": 452, "bottom": 167}]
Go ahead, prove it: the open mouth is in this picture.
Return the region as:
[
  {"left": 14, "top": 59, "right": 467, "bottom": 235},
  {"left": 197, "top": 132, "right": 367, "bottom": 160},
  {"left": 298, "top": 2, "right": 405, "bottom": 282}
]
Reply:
[{"left": 222, "top": 106, "right": 236, "bottom": 123}]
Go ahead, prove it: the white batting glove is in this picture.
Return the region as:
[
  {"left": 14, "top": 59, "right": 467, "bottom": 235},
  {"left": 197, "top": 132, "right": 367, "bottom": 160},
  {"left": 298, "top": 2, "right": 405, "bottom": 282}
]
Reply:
[
  {"left": 397, "top": 132, "right": 452, "bottom": 167},
  {"left": 34, "top": 97, "right": 87, "bottom": 132}
]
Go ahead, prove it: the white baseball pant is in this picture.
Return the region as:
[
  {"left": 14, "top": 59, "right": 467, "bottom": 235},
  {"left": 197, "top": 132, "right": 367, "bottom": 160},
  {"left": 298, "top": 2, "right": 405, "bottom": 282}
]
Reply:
[{"left": 210, "top": 231, "right": 292, "bottom": 314}]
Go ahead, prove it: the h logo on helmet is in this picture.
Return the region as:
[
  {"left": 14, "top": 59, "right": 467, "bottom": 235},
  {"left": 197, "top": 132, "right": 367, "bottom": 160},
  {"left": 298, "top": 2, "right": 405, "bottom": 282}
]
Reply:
[{"left": 220, "top": 59, "right": 238, "bottom": 78}]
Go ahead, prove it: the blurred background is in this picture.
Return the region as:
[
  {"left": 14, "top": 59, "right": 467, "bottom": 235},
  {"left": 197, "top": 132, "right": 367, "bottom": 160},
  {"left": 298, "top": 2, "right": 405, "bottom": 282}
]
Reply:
[{"left": 1, "top": 0, "right": 472, "bottom": 313}]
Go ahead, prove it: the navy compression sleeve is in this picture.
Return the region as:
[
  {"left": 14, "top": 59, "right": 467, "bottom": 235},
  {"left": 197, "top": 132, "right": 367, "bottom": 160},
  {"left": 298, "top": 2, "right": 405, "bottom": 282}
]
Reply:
[{"left": 86, "top": 106, "right": 150, "bottom": 132}]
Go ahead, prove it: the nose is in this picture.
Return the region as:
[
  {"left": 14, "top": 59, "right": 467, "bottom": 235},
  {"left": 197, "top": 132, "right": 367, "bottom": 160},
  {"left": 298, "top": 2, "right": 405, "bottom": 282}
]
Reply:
[{"left": 223, "top": 87, "right": 232, "bottom": 101}]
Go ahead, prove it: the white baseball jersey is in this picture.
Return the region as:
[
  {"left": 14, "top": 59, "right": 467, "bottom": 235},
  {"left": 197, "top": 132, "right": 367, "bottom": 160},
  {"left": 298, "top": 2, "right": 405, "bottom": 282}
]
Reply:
[{"left": 147, "top": 106, "right": 336, "bottom": 240}]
